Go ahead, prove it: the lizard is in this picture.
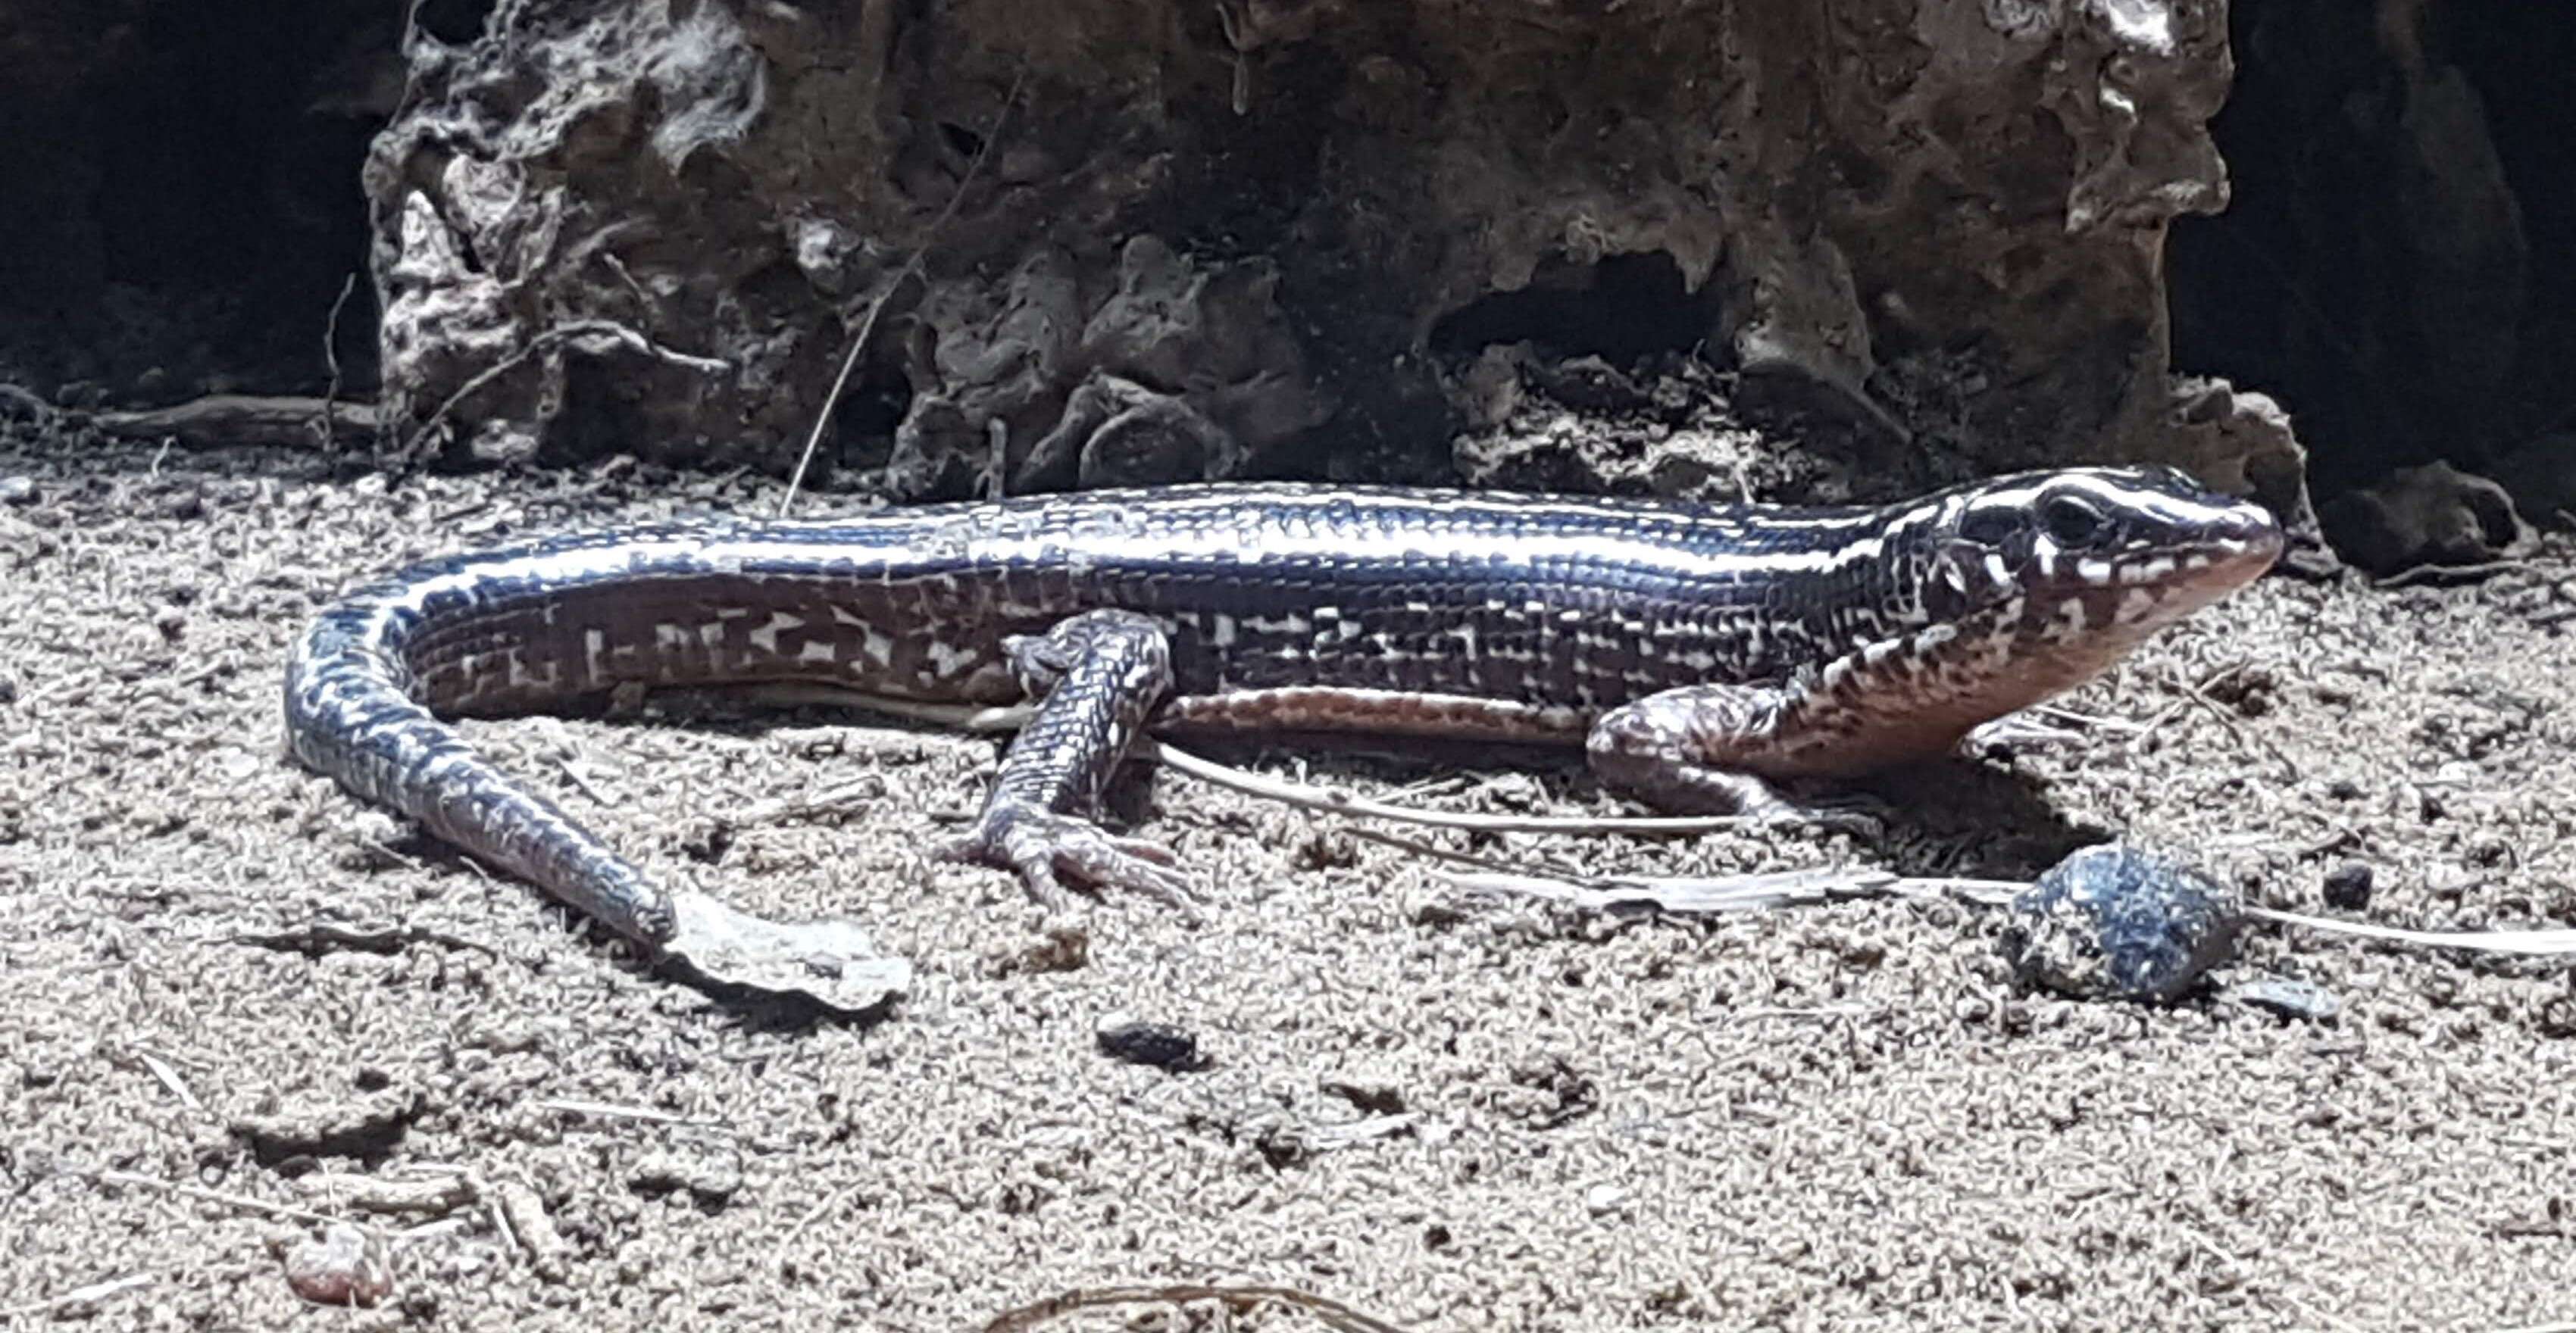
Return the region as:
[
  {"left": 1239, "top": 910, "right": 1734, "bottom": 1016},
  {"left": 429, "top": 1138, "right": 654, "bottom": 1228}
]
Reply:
[{"left": 282, "top": 466, "right": 2284, "bottom": 1003}]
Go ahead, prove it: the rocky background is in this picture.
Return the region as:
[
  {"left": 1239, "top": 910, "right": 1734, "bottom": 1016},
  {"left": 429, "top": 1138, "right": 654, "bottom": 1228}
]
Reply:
[{"left": 0, "top": 0, "right": 2565, "bottom": 557}]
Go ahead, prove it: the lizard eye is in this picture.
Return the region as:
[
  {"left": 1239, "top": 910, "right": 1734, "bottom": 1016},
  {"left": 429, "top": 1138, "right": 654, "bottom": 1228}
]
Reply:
[{"left": 2042, "top": 494, "right": 2106, "bottom": 546}]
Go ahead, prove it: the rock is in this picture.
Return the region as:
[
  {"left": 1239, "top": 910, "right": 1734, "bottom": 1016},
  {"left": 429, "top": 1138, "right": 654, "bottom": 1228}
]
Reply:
[
  {"left": 627, "top": 1150, "right": 742, "bottom": 1204},
  {"left": 2002, "top": 844, "right": 2246, "bottom": 1004},
  {"left": 2158, "top": 379, "right": 2318, "bottom": 557},
  {"left": 2226, "top": 976, "right": 2341, "bottom": 1023},
  {"left": 354, "top": 0, "right": 2249, "bottom": 490},
  {"left": 1095, "top": 1013, "right": 1206, "bottom": 1071},
  {"left": 2318, "top": 461, "right": 2528, "bottom": 576},
  {"left": 2321, "top": 862, "right": 2374, "bottom": 911},
  {"left": 1011, "top": 370, "right": 1245, "bottom": 493},
  {"left": 283, "top": 1222, "right": 392, "bottom": 1307},
  {"left": 0, "top": 476, "right": 33, "bottom": 506}
]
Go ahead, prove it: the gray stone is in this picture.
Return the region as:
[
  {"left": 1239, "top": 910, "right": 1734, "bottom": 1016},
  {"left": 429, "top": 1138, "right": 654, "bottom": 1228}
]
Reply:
[{"left": 2004, "top": 844, "right": 2246, "bottom": 1004}]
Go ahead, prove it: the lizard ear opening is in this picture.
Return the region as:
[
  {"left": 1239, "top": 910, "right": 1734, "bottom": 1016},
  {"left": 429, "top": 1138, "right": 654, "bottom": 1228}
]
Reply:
[
  {"left": 1934, "top": 534, "right": 2026, "bottom": 608},
  {"left": 1954, "top": 506, "right": 2022, "bottom": 549}
]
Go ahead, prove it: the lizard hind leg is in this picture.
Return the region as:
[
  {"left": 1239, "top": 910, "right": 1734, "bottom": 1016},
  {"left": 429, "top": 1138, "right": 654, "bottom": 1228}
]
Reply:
[{"left": 936, "top": 609, "right": 1199, "bottom": 916}]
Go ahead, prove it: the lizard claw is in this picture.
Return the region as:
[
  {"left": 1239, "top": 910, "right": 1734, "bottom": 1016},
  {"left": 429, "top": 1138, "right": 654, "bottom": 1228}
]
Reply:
[
  {"left": 1780, "top": 804, "right": 1887, "bottom": 840},
  {"left": 940, "top": 800, "right": 1201, "bottom": 921}
]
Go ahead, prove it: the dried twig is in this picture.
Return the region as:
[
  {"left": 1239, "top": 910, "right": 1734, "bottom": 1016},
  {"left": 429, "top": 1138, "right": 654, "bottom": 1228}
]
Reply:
[
  {"left": 94, "top": 1169, "right": 350, "bottom": 1228},
  {"left": 2248, "top": 907, "right": 2576, "bottom": 957},
  {"left": 981, "top": 1281, "right": 1414, "bottom": 1333},
  {"left": 1341, "top": 824, "right": 1581, "bottom": 880},
  {"left": 2371, "top": 557, "right": 2537, "bottom": 590},
  {"left": 132, "top": 1049, "right": 203, "bottom": 1113},
  {"left": 0, "top": 1275, "right": 152, "bottom": 1319},
  {"left": 489, "top": 1178, "right": 570, "bottom": 1281},
  {"left": 551, "top": 753, "right": 614, "bottom": 809},
  {"left": 2177, "top": 663, "right": 2300, "bottom": 782},
  {"left": 1440, "top": 866, "right": 2024, "bottom": 914},
  {"left": 228, "top": 922, "right": 497, "bottom": 960},
  {"left": 1419, "top": 859, "right": 2576, "bottom": 958},
  {"left": 530, "top": 1097, "right": 727, "bottom": 1129},
  {"left": 0, "top": 381, "right": 58, "bottom": 424},
  {"left": 295, "top": 1172, "right": 477, "bottom": 1218},
  {"left": 774, "top": 1179, "right": 866, "bottom": 1275},
  {"left": 405, "top": 320, "right": 728, "bottom": 457},
  {"left": 321, "top": 270, "right": 359, "bottom": 451},
  {"left": 1148, "top": 739, "right": 1777, "bottom": 835},
  {"left": 89, "top": 395, "right": 380, "bottom": 448},
  {"left": 733, "top": 777, "right": 887, "bottom": 826},
  {"left": 779, "top": 67, "right": 1027, "bottom": 518}
]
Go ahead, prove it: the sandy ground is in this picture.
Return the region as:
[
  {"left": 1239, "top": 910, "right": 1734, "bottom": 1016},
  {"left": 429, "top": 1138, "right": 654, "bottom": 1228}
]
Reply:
[{"left": 4, "top": 435, "right": 2575, "bottom": 1332}]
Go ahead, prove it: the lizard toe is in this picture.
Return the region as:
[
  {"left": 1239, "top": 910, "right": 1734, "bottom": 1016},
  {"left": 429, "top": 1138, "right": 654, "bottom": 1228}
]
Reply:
[{"left": 947, "top": 801, "right": 1199, "bottom": 919}]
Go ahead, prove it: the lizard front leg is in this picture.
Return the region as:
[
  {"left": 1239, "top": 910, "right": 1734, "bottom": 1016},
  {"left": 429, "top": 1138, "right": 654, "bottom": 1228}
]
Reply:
[
  {"left": 1587, "top": 673, "right": 1914, "bottom": 832},
  {"left": 1588, "top": 615, "right": 2055, "bottom": 826},
  {"left": 939, "top": 609, "right": 1198, "bottom": 915},
  {"left": 1587, "top": 679, "right": 1838, "bottom": 819}
]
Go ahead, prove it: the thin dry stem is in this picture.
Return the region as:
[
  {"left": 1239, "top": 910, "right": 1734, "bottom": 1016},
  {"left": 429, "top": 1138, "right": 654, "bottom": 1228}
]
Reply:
[
  {"left": 779, "top": 68, "right": 1027, "bottom": 517},
  {"left": 980, "top": 1281, "right": 1414, "bottom": 1333}
]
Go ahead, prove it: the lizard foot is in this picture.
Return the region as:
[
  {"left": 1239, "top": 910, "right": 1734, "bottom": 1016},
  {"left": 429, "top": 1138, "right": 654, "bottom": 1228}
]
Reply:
[
  {"left": 1658, "top": 779, "right": 1889, "bottom": 839},
  {"left": 939, "top": 799, "right": 1201, "bottom": 921},
  {"left": 1750, "top": 793, "right": 1889, "bottom": 840}
]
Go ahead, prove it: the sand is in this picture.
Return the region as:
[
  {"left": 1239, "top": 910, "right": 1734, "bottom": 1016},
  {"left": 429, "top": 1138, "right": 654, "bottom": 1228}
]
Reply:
[{"left": 4, "top": 435, "right": 2574, "bottom": 1331}]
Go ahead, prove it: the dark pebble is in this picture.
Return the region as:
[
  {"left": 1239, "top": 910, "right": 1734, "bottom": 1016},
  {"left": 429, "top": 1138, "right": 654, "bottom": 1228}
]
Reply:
[
  {"left": 2002, "top": 844, "right": 2245, "bottom": 1004},
  {"left": 2321, "top": 861, "right": 2374, "bottom": 911},
  {"left": 1095, "top": 1016, "right": 1206, "bottom": 1071}
]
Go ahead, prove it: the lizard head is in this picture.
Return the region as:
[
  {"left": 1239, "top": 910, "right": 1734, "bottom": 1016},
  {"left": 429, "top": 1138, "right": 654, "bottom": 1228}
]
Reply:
[{"left": 1923, "top": 466, "right": 2284, "bottom": 635}]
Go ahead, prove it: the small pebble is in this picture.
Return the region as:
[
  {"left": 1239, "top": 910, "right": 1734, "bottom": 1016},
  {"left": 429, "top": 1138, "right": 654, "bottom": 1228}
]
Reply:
[
  {"left": 0, "top": 476, "right": 34, "bottom": 506},
  {"left": 284, "top": 1222, "right": 392, "bottom": 1307},
  {"left": 2002, "top": 844, "right": 2245, "bottom": 1003},
  {"left": 1095, "top": 1014, "right": 1206, "bottom": 1071},
  {"left": 2227, "top": 976, "right": 2342, "bottom": 1022},
  {"left": 627, "top": 1150, "right": 741, "bottom": 1203},
  {"left": 2321, "top": 861, "right": 2374, "bottom": 911}
]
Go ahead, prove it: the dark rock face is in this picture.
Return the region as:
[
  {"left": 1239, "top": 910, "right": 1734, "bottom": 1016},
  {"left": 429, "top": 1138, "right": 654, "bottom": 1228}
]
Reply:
[
  {"left": 354, "top": 0, "right": 2298, "bottom": 508},
  {"left": 0, "top": 0, "right": 395, "bottom": 401},
  {"left": 2170, "top": 1, "right": 2571, "bottom": 506}
]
